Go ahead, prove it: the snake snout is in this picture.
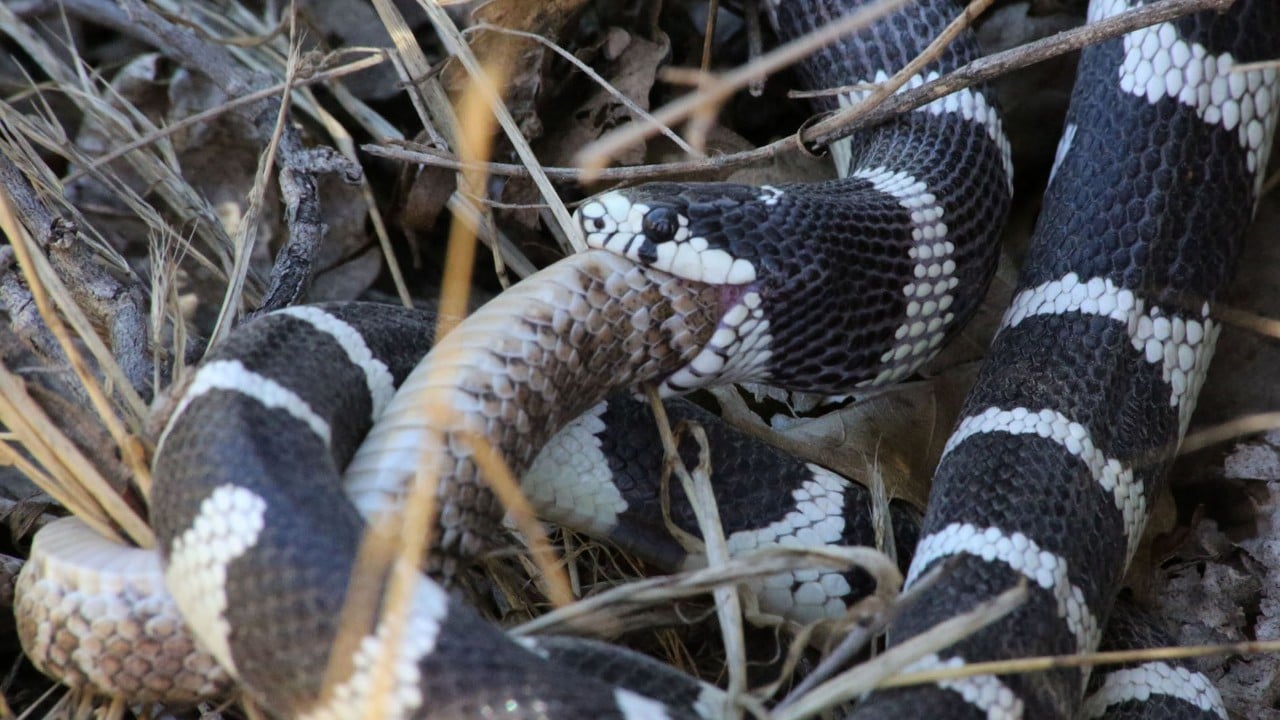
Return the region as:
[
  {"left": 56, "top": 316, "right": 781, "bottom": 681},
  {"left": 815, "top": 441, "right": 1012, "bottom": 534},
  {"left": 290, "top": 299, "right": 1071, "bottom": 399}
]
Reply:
[{"left": 578, "top": 188, "right": 757, "bottom": 286}]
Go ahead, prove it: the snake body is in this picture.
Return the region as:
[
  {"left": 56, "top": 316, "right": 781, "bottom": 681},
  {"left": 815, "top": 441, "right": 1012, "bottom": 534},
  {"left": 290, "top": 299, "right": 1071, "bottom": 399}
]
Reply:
[
  {"left": 151, "top": 255, "right": 722, "bottom": 719},
  {"left": 846, "top": 2, "right": 1279, "bottom": 717},
  {"left": 12, "top": 0, "right": 1280, "bottom": 718}
]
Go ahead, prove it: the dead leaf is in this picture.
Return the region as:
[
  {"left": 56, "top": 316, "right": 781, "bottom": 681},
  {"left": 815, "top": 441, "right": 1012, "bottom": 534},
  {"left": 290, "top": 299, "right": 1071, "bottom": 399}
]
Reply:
[
  {"left": 69, "top": 57, "right": 374, "bottom": 321},
  {"left": 709, "top": 363, "right": 978, "bottom": 511},
  {"left": 298, "top": 0, "right": 427, "bottom": 100},
  {"left": 500, "top": 28, "right": 669, "bottom": 239},
  {"left": 540, "top": 30, "right": 670, "bottom": 169},
  {"left": 443, "top": 0, "right": 593, "bottom": 140}
]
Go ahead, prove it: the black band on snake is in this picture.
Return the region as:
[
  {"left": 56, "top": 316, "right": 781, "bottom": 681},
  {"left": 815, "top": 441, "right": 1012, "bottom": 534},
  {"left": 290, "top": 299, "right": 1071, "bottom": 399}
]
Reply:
[{"left": 12, "top": 0, "right": 1279, "bottom": 718}]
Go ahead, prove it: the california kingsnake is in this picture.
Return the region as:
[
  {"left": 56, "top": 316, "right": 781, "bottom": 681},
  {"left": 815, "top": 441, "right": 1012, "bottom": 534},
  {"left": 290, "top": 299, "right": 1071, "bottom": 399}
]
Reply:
[
  {"left": 847, "top": 1, "right": 1278, "bottom": 716},
  {"left": 11, "top": 0, "right": 1279, "bottom": 718}
]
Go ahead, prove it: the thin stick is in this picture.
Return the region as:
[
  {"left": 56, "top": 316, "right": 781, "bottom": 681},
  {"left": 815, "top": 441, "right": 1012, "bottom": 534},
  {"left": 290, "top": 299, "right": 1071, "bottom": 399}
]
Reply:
[
  {"left": 744, "top": 0, "right": 766, "bottom": 96},
  {"left": 819, "top": 0, "right": 996, "bottom": 158},
  {"left": 1179, "top": 412, "right": 1280, "bottom": 455},
  {"left": 877, "top": 637, "right": 1280, "bottom": 689},
  {"left": 371, "top": 0, "right": 1228, "bottom": 184},
  {"left": 772, "top": 583, "right": 1027, "bottom": 720},
  {"left": 513, "top": 545, "right": 887, "bottom": 636},
  {"left": 1217, "top": 303, "right": 1280, "bottom": 339},
  {"left": 378, "top": 0, "right": 1207, "bottom": 183},
  {"left": 700, "top": 0, "right": 719, "bottom": 77},
  {"left": 575, "top": 0, "right": 911, "bottom": 174},
  {"left": 468, "top": 23, "right": 698, "bottom": 157},
  {"left": 646, "top": 387, "right": 747, "bottom": 717},
  {"left": 776, "top": 561, "right": 951, "bottom": 708},
  {"left": 206, "top": 37, "right": 296, "bottom": 345},
  {"left": 800, "top": 0, "right": 1231, "bottom": 151},
  {"left": 418, "top": 0, "right": 584, "bottom": 252}
]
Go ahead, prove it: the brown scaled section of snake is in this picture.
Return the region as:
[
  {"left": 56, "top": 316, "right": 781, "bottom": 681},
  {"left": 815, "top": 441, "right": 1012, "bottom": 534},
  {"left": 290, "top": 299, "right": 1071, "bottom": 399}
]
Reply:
[{"left": 343, "top": 249, "right": 725, "bottom": 567}]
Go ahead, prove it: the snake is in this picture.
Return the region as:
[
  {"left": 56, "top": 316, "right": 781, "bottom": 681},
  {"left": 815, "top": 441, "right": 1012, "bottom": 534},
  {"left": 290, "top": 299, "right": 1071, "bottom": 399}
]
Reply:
[{"left": 10, "top": 0, "right": 1279, "bottom": 718}]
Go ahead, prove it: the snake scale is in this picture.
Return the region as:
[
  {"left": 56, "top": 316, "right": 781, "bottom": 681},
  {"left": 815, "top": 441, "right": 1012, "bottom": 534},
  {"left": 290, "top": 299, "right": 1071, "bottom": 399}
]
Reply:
[{"left": 10, "top": 0, "right": 1280, "bottom": 718}]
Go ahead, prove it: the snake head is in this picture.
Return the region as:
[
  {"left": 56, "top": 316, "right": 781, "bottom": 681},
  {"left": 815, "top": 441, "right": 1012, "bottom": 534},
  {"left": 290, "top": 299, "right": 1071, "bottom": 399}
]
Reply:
[{"left": 576, "top": 183, "right": 762, "bottom": 285}]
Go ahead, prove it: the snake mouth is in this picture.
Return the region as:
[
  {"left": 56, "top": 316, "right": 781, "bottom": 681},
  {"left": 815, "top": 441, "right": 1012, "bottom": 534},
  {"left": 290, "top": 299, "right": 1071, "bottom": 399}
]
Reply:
[
  {"left": 657, "top": 279, "right": 774, "bottom": 394},
  {"left": 577, "top": 190, "right": 758, "bottom": 286}
]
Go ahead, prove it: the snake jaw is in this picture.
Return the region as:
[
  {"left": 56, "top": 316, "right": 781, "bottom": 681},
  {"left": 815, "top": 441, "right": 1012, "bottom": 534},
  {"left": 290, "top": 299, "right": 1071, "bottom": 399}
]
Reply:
[
  {"left": 661, "top": 282, "right": 774, "bottom": 394},
  {"left": 578, "top": 190, "right": 758, "bottom": 285}
]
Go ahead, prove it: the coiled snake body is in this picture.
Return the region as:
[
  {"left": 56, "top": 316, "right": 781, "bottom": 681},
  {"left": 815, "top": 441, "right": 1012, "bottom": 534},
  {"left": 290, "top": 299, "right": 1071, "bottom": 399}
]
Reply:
[{"left": 13, "top": 0, "right": 1280, "bottom": 718}]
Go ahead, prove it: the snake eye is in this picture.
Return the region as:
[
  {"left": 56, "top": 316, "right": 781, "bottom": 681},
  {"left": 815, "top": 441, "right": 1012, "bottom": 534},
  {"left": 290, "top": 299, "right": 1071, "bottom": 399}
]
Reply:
[
  {"left": 642, "top": 207, "right": 680, "bottom": 243},
  {"left": 586, "top": 216, "right": 606, "bottom": 231}
]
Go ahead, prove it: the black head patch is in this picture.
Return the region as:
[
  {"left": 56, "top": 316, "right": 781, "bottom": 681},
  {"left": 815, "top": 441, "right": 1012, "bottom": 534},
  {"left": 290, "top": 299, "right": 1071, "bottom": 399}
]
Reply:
[{"left": 641, "top": 206, "right": 680, "bottom": 244}]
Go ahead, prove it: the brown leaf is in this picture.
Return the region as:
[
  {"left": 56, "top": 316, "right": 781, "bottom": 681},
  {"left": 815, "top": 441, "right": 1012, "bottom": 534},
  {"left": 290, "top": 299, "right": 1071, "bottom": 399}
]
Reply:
[
  {"left": 443, "top": 0, "right": 593, "bottom": 140},
  {"left": 500, "top": 29, "right": 669, "bottom": 238},
  {"left": 710, "top": 364, "right": 978, "bottom": 511},
  {"left": 540, "top": 30, "right": 669, "bottom": 168}
]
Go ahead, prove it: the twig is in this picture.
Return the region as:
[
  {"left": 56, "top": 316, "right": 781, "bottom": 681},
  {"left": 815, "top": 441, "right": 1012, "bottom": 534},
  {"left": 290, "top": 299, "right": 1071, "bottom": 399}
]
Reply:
[
  {"left": 302, "top": 78, "right": 415, "bottom": 309},
  {"left": 117, "top": 0, "right": 263, "bottom": 102},
  {"left": 467, "top": 23, "right": 698, "bottom": 157},
  {"left": 47, "top": 238, "right": 153, "bottom": 399},
  {"left": 1179, "top": 412, "right": 1280, "bottom": 455},
  {"left": 366, "top": 140, "right": 739, "bottom": 182},
  {"left": 776, "top": 560, "right": 953, "bottom": 708},
  {"left": 513, "top": 545, "right": 887, "bottom": 636},
  {"left": 800, "top": 0, "right": 1233, "bottom": 151},
  {"left": 417, "top": 1, "right": 585, "bottom": 253},
  {"left": 771, "top": 583, "right": 1027, "bottom": 720},
  {"left": 1217, "top": 302, "right": 1280, "bottom": 339},
  {"left": 818, "top": 0, "right": 996, "bottom": 163},
  {"left": 575, "top": 0, "right": 911, "bottom": 173},
  {"left": 745, "top": 0, "right": 766, "bottom": 96},
  {"left": 646, "top": 386, "right": 747, "bottom": 719},
  {"left": 209, "top": 36, "right": 293, "bottom": 340},
  {"left": 876, "top": 636, "right": 1280, "bottom": 688},
  {"left": 374, "top": 0, "right": 1232, "bottom": 186},
  {"left": 700, "top": 0, "right": 719, "bottom": 77},
  {"left": 445, "top": 194, "right": 539, "bottom": 279}
]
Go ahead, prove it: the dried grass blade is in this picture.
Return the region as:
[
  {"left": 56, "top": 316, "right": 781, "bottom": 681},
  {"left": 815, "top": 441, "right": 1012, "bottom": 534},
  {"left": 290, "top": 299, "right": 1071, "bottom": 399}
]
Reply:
[
  {"left": 0, "top": 365, "right": 150, "bottom": 547},
  {"left": 0, "top": 187, "right": 151, "bottom": 516},
  {"left": 772, "top": 583, "right": 1026, "bottom": 720},
  {"left": 414, "top": 0, "right": 583, "bottom": 253}
]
